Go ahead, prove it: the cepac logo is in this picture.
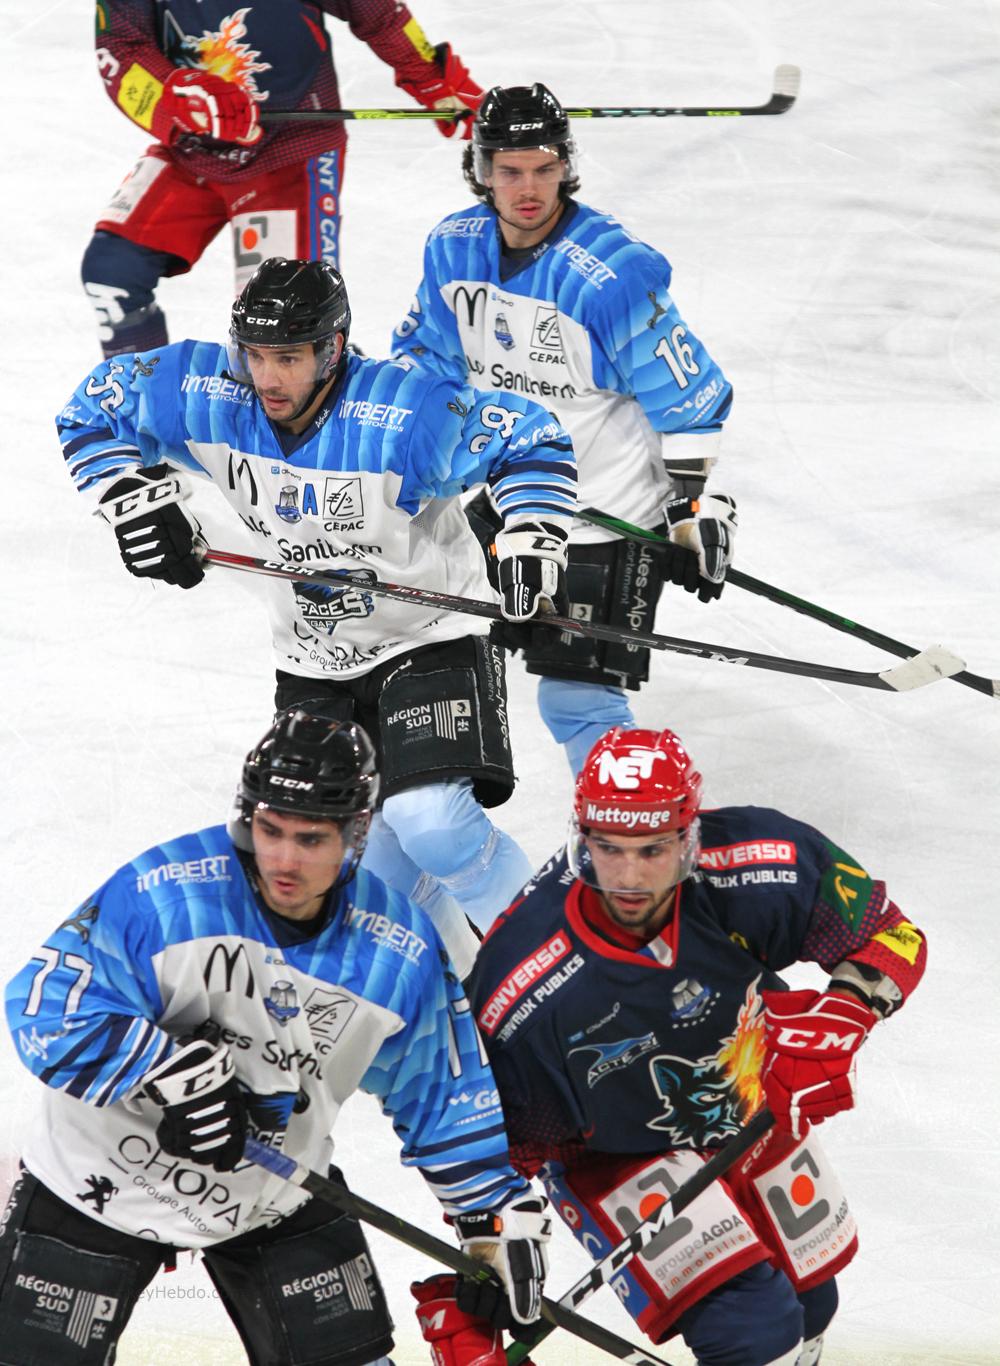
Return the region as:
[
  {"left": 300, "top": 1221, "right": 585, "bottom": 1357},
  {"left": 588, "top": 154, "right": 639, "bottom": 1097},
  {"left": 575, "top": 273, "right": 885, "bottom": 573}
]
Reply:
[
  {"left": 595, "top": 746, "right": 668, "bottom": 790},
  {"left": 323, "top": 477, "right": 364, "bottom": 522}
]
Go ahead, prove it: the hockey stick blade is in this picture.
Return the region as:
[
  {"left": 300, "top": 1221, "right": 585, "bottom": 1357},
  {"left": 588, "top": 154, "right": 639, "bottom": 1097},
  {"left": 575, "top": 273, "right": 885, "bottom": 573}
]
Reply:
[
  {"left": 202, "top": 547, "right": 959, "bottom": 692},
  {"left": 261, "top": 66, "right": 800, "bottom": 123},
  {"left": 506, "top": 1109, "right": 774, "bottom": 1365},
  {"left": 578, "top": 508, "right": 992, "bottom": 698},
  {"left": 244, "top": 1138, "right": 678, "bottom": 1366}
]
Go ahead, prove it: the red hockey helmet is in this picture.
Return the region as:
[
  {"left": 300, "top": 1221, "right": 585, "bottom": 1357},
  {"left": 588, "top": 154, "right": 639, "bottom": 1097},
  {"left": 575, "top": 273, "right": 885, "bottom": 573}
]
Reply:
[{"left": 568, "top": 727, "right": 703, "bottom": 888}]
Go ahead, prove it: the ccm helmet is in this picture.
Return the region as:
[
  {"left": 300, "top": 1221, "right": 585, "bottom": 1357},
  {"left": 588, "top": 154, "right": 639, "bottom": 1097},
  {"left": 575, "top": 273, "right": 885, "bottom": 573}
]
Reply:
[
  {"left": 467, "top": 83, "right": 578, "bottom": 196},
  {"left": 228, "top": 257, "right": 351, "bottom": 394},
  {"left": 229, "top": 709, "right": 379, "bottom": 889},
  {"left": 568, "top": 727, "right": 703, "bottom": 891}
]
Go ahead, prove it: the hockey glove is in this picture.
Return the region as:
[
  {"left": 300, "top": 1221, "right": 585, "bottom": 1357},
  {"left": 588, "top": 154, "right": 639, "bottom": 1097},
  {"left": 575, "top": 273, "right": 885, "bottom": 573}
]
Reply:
[
  {"left": 412, "top": 1275, "right": 516, "bottom": 1366},
  {"left": 663, "top": 491, "right": 738, "bottom": 602},
  {"left": 99, "top": 464, "right": 205, "bottom": 589},
  {"left": 143, "top": 1038, "right": 247, "bottom": 1172},
  {"left": 492, "top": 520, "right": 569, "bottom": 623},
  {"left": 396, "top": 43, "right": 483, "bottom": 139},
  {"left": 157, "top": 68, "right": 261, "bottom": 145},
  {"left": 454, "top": 1194, "right": 550, "bottom": 1327},
  {"left": 761, "top": 989, "right": 877, "bottom": 1139}
]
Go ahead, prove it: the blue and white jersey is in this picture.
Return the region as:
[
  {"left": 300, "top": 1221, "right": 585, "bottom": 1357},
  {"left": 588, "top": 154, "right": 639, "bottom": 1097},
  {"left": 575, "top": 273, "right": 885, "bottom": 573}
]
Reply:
[
  {"left": 392, "top": 200, "right": 732, "bottom": 542},
  {"left": 57, "top": 346, "right": 576, "bottom": 679},
  {"left": 5, "top": 825, "right": 528, "bottom": 1247}
]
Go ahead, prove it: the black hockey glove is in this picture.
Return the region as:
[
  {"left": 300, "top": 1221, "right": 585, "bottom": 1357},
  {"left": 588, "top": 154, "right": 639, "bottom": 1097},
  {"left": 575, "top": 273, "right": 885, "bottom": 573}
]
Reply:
[
  {"left": 492, "top": 520, "right": 569, "bottom": 623},
  {"left": 143, "top": 1038, "right": 247, "bottom": 1172},
  {"left": 98, "top": 463, "right": 205, "bottom": 589},
  {"left": 662, "top": 491, "right": 737, "bottom": 603},
  {"left": 454, "top": 1194, "right": 550, "bottom": 1327}
]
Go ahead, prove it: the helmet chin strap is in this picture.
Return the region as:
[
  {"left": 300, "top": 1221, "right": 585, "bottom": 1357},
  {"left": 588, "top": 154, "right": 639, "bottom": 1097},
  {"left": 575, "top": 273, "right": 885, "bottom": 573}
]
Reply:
[
  {"left": 285, "top": 373, "right": 334, "bottom": 424},
  {"left": 264, "top": 334, "right": 347, "bottom": 424}
]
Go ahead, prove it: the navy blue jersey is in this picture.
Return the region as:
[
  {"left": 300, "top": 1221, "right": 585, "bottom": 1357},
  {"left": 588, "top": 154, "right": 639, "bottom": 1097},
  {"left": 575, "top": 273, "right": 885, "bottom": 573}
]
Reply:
[
  {"left": 97, "top": 1, "right": 451, "bottom": 181},
  {"left": 467, "top": 806, "right": 924, "bottom": 1170}
]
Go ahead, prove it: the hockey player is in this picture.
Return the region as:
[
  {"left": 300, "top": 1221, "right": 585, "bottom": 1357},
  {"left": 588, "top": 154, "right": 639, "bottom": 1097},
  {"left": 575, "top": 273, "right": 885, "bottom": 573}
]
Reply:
[
  {"left": 392, "top": 84, "right": 738, "bottom": 775},
  {"left": 1, "top": 710, "right": 551, "bottom": 1366},
  {"left": 86, "top": 0, "right": 483, "bottom": 358},
  {"left": 447, "top": 727, "right": 928, "bottom": 1366},
  {"left": 56, "top": 256, "right": 576, "bottom": 945}
]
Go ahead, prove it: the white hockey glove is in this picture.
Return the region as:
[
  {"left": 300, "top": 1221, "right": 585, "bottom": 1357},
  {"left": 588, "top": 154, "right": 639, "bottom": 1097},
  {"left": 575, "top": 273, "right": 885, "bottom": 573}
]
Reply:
[
  {"left": 492, "top": 520, "right": 569, "bottom": 623},
  {"left": 454, "top": 1194, "right": 551, "bottom": 1326},
  {"left": 143, "top": 1038, "right": 247, "bottom": 1172},
  {"left": 98, "top": 463, "right": 205, "bottom": 589},
  {"left": 663, "top": 492, "right": 737, "bottom": 602}
]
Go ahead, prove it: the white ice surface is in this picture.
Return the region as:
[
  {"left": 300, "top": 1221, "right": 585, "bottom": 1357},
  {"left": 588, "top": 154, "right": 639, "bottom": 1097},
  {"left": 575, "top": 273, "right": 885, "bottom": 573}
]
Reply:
[{"left": 1, "top": 1, "right": 999, "bottom": 1362}]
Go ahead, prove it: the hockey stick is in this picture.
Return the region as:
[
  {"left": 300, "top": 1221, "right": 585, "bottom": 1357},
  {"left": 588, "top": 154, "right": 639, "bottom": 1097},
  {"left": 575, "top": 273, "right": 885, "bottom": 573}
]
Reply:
[
  {"left": 202, "top": 546, "right": 963, "bottom": 693},
  {"left": 506, "top": 1108, "right": 775, "bottom": 1365},
  {"left": 244, "top": 1137, "right": 678, "bottom": 1366},
  {"left": 261, "top": 65, "right": 800, "bottom": 124},
  {"left": 577, "top": 506, "right": 997, "bottom": 700}
]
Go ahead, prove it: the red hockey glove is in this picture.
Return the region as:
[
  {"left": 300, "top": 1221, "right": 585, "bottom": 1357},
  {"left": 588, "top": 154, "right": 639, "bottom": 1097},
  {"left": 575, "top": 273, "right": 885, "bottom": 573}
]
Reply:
[
  {"left": 158, "top": 68, "right": 261, "bottom": 145},
  {"left": 413, "top": 1275, "right": 529, "bottom": 1366},
  {"left": 396, "top": 43, "right": 483, "bottom": 139},
  {"left": 761, "top": 989, "right": 877, "bottom": 1139}
]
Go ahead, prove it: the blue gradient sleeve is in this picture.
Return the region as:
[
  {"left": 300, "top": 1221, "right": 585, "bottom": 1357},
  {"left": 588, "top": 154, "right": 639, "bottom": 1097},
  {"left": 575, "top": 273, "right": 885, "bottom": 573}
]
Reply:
[
  {"left": 4, "top": 871, "right": 173, "bottom": 1107},
  {"left": 56, "top": 340, "right": 222, "bottom": 499},
  {"left": 391, "top": 257, "right": 469, "bottom": 383},
  {"left": 389, "top": 374, "right": 576, "bottom": 524},
  {"left": 590, "top": 249, "right": 732, "bottom": 436},
  {"left": 361, "top": 955, "right": 529, "bottom": 1215}
]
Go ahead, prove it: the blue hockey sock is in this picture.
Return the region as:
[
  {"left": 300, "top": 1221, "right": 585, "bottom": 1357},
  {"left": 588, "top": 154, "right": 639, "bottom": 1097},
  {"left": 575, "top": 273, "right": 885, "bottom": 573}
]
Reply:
[
  {"left": 537, "top": 676, "right": 635, "bottom": 776},
  {"left": 361, "top": 814, "right": 479, "bottom": 976},
  {"left": 380, "top": 782, "right": 532, "bottom": 934}
]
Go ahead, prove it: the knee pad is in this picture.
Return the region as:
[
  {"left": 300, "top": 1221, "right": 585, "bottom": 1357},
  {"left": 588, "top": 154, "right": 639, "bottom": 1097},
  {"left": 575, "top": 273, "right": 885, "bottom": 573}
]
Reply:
[{"left": 537, "top": 676, "right": 634, "bottom": 775}]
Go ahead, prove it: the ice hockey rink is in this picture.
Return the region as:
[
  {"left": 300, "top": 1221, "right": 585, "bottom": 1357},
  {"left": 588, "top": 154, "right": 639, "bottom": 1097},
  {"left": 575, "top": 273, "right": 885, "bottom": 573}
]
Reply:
[{"left": 2, "top": 0, "right": 998, "bottom": 1361}]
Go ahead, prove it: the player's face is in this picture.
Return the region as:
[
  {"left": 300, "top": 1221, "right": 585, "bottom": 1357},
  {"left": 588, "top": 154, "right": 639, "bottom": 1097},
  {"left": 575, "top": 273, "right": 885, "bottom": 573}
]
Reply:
[
  {"left": 251, "top": 808, "right": 346, "bottom": 920},
  {"left": 487, "top": 147, "right": 566, "bottom": 247},
  {"left": 586, "top": 830, "right": 686, "bottom": 936},
  {"left": 243, "top": 339, "right": 341, "bottom": 430}
]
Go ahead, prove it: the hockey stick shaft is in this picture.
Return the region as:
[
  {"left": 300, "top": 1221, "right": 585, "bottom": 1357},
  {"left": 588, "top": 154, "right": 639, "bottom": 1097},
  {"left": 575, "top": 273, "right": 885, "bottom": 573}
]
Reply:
[
  {"left": 578, "top": 507, "right": 996, "bottom": 699},
  {"left": 244, "top": 1138, "right": 678, "bottom": 1366},
  {"left": 262, "top": 65, "right": 800, "bottom": 124},
  {"left": 202, "top": 546, "right": 962, "bottom": 693},
  {"left": 505, "top": 1109, "right": 774, "bottom": 1364}
]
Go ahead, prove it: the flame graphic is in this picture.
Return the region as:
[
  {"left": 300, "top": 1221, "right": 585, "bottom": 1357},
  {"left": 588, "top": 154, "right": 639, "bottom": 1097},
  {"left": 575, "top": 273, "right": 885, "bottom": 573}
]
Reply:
[
  {"left": 717, "top": 983, "right": 767, "bottom": 1118},
  {"left": 192, "top": 8, "right": 271, "bottom": 98}
]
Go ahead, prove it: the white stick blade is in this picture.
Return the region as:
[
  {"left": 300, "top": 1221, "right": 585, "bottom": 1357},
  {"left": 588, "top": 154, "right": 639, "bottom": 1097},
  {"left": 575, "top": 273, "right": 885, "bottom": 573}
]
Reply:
[
  {"left": 879, "top": 646, "right": 966, "bottom": 692},
  {"left": 773, "top": 64, "right": 802, "bottom": 98}
]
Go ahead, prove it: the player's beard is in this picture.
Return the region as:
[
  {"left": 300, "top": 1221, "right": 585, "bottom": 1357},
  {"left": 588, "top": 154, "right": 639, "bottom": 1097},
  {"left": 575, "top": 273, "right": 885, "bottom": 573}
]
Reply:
[{"left": 600, "top": 883, "right": 675, "bottom": 937}]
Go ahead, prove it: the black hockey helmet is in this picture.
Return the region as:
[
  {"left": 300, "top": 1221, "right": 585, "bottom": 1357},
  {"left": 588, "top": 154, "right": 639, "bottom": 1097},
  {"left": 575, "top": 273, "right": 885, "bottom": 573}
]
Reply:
[
  {"left": 228, "top": 257, "right": 351, "bottom": 390},
  {"left": 228, "top": 710, "right": 379, "bottom": 886},
  {"left": 468, "top": 83, "right": 578, "bottom": 193}
]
